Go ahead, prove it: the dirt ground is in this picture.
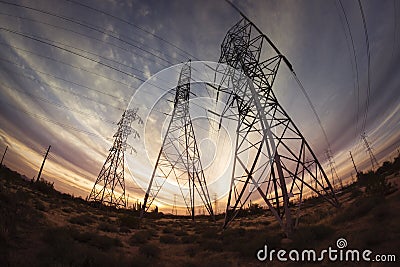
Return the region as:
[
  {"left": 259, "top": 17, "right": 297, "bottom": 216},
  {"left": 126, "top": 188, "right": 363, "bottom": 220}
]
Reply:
[{"left": 0, "top": 166, "right": 399, "bottom": 266}]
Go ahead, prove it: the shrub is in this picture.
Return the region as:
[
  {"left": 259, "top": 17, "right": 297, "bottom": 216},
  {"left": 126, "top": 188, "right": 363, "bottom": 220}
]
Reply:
[
  {"left": 181, "top": 234, "right": 197, "bottom": 244},
  {"left": 200, "top": 227, "right": 219, "bottom": 239},
  {"left": 174, "top": 229, "right": 188, "bottom": 236},
  {"left": 184, "top": 245, "right": 198, "bottom": 257},
  {"left": 97, "top": 222, "right": 119, "bottom": 233},
  {"left": 129, "top": 230, "right": 151, "bottom": 245},
  {"left": 291, "top": 224, "right": 334, "bottom": 248},
  {"left": 35, "top": 200, "right": 47, "bottom": 211},
  {"left": 162, "top": 226, "right": 174, "bottom": 233},
  {"left": 119, "top": 226, "right": 131, "bottom": 233},
  {"left": 333, "top": 196, "right": 382, "bottom": 224},
  {"left": 139, "top": 243, "right": 161, "bottom": 258},
  {"left": 68, "top": 228, "right": 122, "bottom": 251},
  {"left": 118, "top": 214, "right": 140, "bottom": 229},
  {"left": 159, "top": 234, "right": 179, "bottom": 244},
  {"left": 89, "top": 234, "right": 122, "bottom": 251},
  {"left": 33, "top": 179, "right": 56, "bottom": 195},
  {"left": 358, "top": 171, "right": 392, "bottom": 196},
  {"left": 68, "top": 214, "right": 94, "bottom": 226},
  {"left": 198, "top": 239, "right": 222, "bottom": 252},
  {"left": 61, "top": 207, "right": 73, "bottom": 213}
]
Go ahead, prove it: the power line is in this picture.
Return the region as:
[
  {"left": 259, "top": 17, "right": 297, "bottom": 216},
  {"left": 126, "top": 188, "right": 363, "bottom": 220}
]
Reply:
[
  {"left": 0, "top": 62, "right": 126, "bottom": 111},
  {"left": 0, "top": 1, "right": 175, "bottom": 66},
  {"left": 357, "top": 0, "right": 372, "bottom": 133},
  {"left": 63, "top": 0, "right": 199, "bottom": 62},
  {"left": 336, "top": 0, "right": 361, "bottom": 141},
  {"left": 0, "top": 11, "right": 171, "bottom": 69},
  {"left": 0, "top": 27, "right": 148, "bottom": 85},
  {"left": 0, "top": 99, "right": 113, "bottom": 141},
  {"left": 0, "top": 55, "right": 127, "bottom": 101},
  {"left": 0, "top": 81, "right": 117, "bottom": 125},
  {"left": 0, "top": 41, "right": 132, "bottom": 89},
  {"left": 0, "top": 28, "right": 184, "bottom": 99}
]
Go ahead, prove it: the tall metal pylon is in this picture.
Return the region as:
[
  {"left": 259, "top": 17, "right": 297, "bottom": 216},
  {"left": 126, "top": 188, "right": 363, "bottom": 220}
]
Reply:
[
  {"left": 88, "top": 108, "right": 142, "bottom": 208},
  {"left": 141, "top": 61, "right": 214, "bottom": 220},
  {"left": 361, "top": 133, "right": 379, "bottom": 170},
  {"left": 216, "top": 15, "right": 339, "bottom": 236},
  {"left": 325, "top": 150, "right": 342, "bottom": 189}
]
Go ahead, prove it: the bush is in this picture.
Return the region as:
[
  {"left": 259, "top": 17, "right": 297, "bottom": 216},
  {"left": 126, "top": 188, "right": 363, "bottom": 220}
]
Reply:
[
  {"left": 89, "top": 234, "right": 122, "bottom": 251},
  {"left": 159, "top": 234, "right": 179, "bottom": 244},
  {"left": 119, "top": 226, "right": 131, "bottom": 233},
  {"left": 34, "top": 200, "right": 47, "bottom": 211},
  {"left": 200, "top": 227, "right": 219, "bottom": 239},
  {"left": 119, "top": 214, "right": 140, "bottom": 229},
  {"left": 68, "top": 214, "right": 94, "bottom": 226},
  {"left": 39, "top": 227, "right": 126, "bottom": 266},
  {"left": 198, "top": 239, "right": 222, "bottom": 252},
  {"left": 33, "top": 179, "right": 56, "bottom": 195},
  {"left": 61, "top": 207, "right": 73, "bottom": 213},
  {"left": 181, "top": 234, "right": 197, "bottom": 244},
  {"left": 333, "top": 196, "right": 383, "bottom": 224},
  {"left": 68, "top": 228, "right": 122, "bottom": 251},
  {"left": 358, "top": 171, "right": 392, "bottom": 196},
  {"left": 139, "top": 243, "right": 161, "bottom": 258},
  {"left": 97, "top": 222, "right": 119, "bottom": 233},
  {"left": 184, "top": 245, "right": 198, "bottom": 257},
  {"left": 129, "top": 230, "right": 151, "bottom": 245},
  {"left": 174, "top": 229, "right": 188, "bottom": 236},
  {"left": 162, "top": 226, "right": 174, "bottom": 233},
  {"left": 291, "top": 224, "right": 334, "bottom": 248}
]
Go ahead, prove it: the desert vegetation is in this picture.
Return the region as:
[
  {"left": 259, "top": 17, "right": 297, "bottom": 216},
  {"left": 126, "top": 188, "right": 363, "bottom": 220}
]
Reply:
[{"left": 0, "top": 155, "right": 399, "bottom": 266}]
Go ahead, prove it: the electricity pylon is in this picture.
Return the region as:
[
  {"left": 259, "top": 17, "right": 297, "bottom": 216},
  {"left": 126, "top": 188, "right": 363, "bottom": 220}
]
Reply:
[
  {"left": 141, "top": 61, "right": 214, "bottom": 220},
  {"left": 325, "top": 150, "right": 342, "bottom": 189},
  {"left": 88, "top": 108, "right": 142, "bottom": 208},
  {"left": 216, "top": 16, "right": 339, "bottom": 236},
  {"left": 361, "top": 133, "right": 379, "bottom": 171}
]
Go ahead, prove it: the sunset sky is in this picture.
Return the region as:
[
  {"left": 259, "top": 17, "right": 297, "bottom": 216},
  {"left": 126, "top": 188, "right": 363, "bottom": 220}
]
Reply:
[{"left": 0, "top": 0, "right": 399, "bottom": 213}]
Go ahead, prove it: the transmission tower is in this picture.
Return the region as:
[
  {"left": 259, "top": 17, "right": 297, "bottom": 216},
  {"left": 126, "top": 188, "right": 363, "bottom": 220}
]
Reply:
[
  {"left": 361, "top": 133, "right": 378, "bottom": 170},
  {"left": 88, "top": 108, "right": 142, "bottom": 208},
  {"left": 141, "top": 61, "right": 214, "bottom": 220},
  {"left": 325, "top": 150, "right": 342, "bottom": 189},
  {"left": 172, "top": 194, "right": 177, "bottom": 216},
  {"left": 216, "top": 16, "right": 339, "bottom": 236}
]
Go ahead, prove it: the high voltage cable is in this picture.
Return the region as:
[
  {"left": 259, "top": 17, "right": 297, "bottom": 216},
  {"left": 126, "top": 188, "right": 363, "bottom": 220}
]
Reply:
[
  {"left": 0, "top": 1, "right": 175, "bottom": 66},
  {"left": 0, "top": 62, "right": 126, "bottom": 111},
  {"left": 357, "top": 0, "right": 372, "bottom": 134},
  {"left": 64, "top": 0, "right": 200, "bottom": 62},
  {"left": 0, "top": 99, "right": 113, "bottom": 141},
  {"left": 0, "top": 11, "right": 171, "bottom": 69},
  {"left": 0, "top": 41, "right": 133, "bottom": 89},
  {"left": 0, "top": 56, "right": 126, "bottom": 102},
  {"left": 0, "top": 27, "right": 148, "bottom": 85},
  {"left": 0, "top": 28, "right": 183, "bottom": 99},
  {"left": 1, "top": 58, "right": 214, "bottom": 138},
  {"left": 1, "top": 56, "right": 208, "bottom": 116},
  {"left": 337, "top": 0, "right": 361, "bottom": 141},
  {"left": 392, "top": 0, "right": 398, "bottom": 60},
  {"left": 0, "top": 81, "right": 117, "bottom": 125}
]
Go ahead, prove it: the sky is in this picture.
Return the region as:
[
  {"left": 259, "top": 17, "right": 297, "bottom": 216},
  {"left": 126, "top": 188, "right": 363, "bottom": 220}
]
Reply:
[{"left": 0, "top": 0, "right": 399, "bottom": 213}]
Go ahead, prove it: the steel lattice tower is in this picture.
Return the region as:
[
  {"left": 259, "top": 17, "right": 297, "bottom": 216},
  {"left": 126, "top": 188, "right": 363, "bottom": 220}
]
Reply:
[
  {"left": 361, "top": 133, "right": 379, "bottom": 170},
  {"left": 216, "top": 17, "right": 339, "bottom": 236},
  {"left": 141, "top": 61, "right": 214, "bottom": 220},
  {"left": 88, "top": 108, "right": 142, "bottom": 208},
  {"left": 325, "top": 150, "right": 342, "bottom": 189}
]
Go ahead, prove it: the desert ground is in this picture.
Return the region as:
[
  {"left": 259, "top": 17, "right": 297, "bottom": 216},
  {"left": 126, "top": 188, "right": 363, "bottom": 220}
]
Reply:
[{"left": 0, "top": 157, "right": 399, "bottom": 267}]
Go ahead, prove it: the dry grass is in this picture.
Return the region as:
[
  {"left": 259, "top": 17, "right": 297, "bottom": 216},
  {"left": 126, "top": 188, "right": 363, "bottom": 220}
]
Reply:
[{"left": 0, "top": 165, "right": 399, "bottom": 266}]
